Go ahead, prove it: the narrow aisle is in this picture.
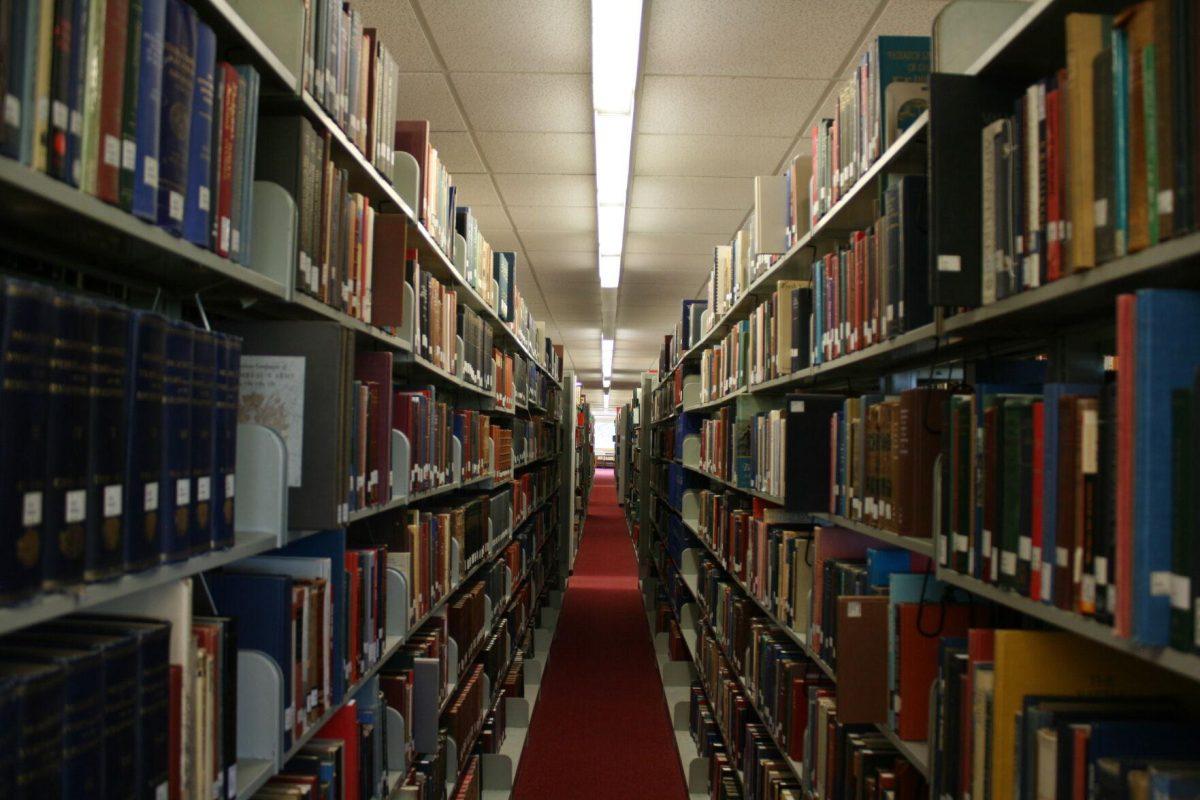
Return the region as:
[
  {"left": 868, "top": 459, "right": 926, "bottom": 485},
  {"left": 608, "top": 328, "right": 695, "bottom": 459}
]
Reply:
[{"left": 512, "top": 469, "right": 688, "bottom": 800}]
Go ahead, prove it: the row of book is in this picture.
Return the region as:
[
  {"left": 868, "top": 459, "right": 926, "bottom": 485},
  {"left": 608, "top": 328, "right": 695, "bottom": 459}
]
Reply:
[
  {"left": 509, "top": 292, "right": 565, "bottom": 387},
  {"left": 980, "top": 7, "right": 1199, "bottom": 305},
  {"left": 512, "top": 417, "right": 557, "bottom": 466},
  {"left": 300, "top": 0, "right": 400, "bottom": 182},
  {"left": 0, "top": 279, "right": 240, "bottom": 605},
  {"left": 1, "top": 0, "right": 262, "bottom": 263},
  {"left": 511, "top": 463, "right": 558, "bottom": 528},
  {"left": 525, "top": 354, "right": 563, "bottom": 414}
]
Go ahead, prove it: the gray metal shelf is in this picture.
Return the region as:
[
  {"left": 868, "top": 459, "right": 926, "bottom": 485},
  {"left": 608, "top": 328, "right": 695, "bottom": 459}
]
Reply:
[{"left": 814, "top": 514, "right": 936, "bottom": 558}]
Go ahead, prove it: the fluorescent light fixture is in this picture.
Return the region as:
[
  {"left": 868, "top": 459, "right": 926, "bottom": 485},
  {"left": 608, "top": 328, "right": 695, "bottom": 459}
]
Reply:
[
  {"left": 599, "top": 254, "right": 621, "bottom": 288},
  {"left": 601, "top": 337, "right": 614, "bottom": 377},
  {"left": 592, "top": 1, "right": 641, "bottom": 291},
  {"left": 594, "top": 112, "right": 633, "bottom": 205},
  {"left": 603, "top": 375, "right": 612, "bottom": 388},
  {"left": 591, "top": 0, "right": 642, "bottom": 114},
  {"left": 603, "top": 389, "right": 610, "bottom": 409}
]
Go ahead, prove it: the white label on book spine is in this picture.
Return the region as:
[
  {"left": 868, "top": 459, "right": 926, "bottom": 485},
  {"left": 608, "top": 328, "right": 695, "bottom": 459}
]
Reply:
[
  {"left": 790, "top": 400, "right": 806, "bottom": 413},
  {"left": 953, "top": 533, "right": 968, "bottom": 553},
  {"left": 1080, "top": 575, "right": 1096, "bottom": 606},
  {"left": 285, "top": 705, "right": 295, "bottom": 730},
  {"left": 157, "top": 783, "right": 168, "bottom": 800},
  {"left": 847, "top": 600, "right": 861, "bottom": 618},
  {"left": 231, "top": 228, "right": 240, "bottom": 251},
  {"left": 122, "top": 139, "right": 137, "bottom": 170},
  {"left": 1158, "top": 190, "right": 1174, "bottom": 215},
  {"left": 937, "top": 255, "right": 962, "bottom": 273},
  {"left": 176, "top": 478, "right": 190, "bottom": 506},
  {"left": 142, "top": 481, "right": 159, "bottom": 512},
  {"left": 52, "top": 100, "right": 68, "bottom": 129},
  {"left": 1040, "top": 566, "right": 1052, "bottom": 599},
  {"left": 65, "top": 490, "right": 86, "bottom": 524},
  {"left": 1000, "top": 550, "right": 1017, "bottom": 576},
  {"left": 4, "top": 95, "right": 19, "bottom": 126},
  {"left": 70, "top": 109, "right": 81, "bottom": 135},
  {"left": 938, "top": 534, "right": 949, "bottom": 563},
  {"left": 197, "top": 476, "right": 211, "bottom": 502},
  {"left": 103, "top": 134, "right": 120, "bottom": 167},
  {"left": 103, "top": 485, "right": 122, "bottom": 517},
  {"left": 1150, "top": 570, "right": 1172, "bottom": 597},
  {"left": 225, "top": 474, "right": 235, "bottom": 498},
  {"left": 198, "top": 185, "right": 210, "bottom": 212},
  {"left": 981, "top": 529, "right": 992, "bottom": 553},
  {"left": 1031, "top": 548, "right": 1041, "bottom": 573},
  {"left": 22, "top": 492, "right": 43, "bottom": 527},
  {"left": 1018, "top": 536, "right": 1031, "bottom": 561},
  {"left": 1057, "top": 546, "right": 1068, "bottom": 567},
  {"left": 1171, "top": 574, "right": 1191, "bottom": 610},
  {"left": 1094, "top": 198, "right": 1108, "bottom": 226},
  {"left": 143, "top": 156, "right": 158, "bottom": 189},
  {"left": 1095, "top": 556, "right": 1109, "bottom": 585}
]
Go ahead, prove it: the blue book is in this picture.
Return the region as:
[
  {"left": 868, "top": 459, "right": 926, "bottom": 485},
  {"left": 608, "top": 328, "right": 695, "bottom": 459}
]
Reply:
[
  {"left": 0, "top": 645, "right": 104, "bottom": 797},
  {"left": 872, "top": 35, "right": 931, "bottom": 149},
  {"left": 1133, "top": 289, "right": 1200, "bottom": 645},
  {"left": 122, "top": 311, "right": 166, "bottom": 571},
  {"left": 866, "top": 548, "right": 911, "bottom": 587},
  {"left": 66, "top": 0, "right": 91, "bottom": 186},
  {"left": 1039, "top": 382, "right": 1100, "bottom": 603},
  {"left": 1151, "top": 766, "right": 1200, "bottom": 800},
  {"left": 158, "top": 320, "right": 194, "bottom": 563},
  {"left": 85, "top": 301, "right": 132, "bottom": 581},
  {"left": 155, "top": 0, "right": 196, "bottom": 236},
  {"left": 131, "top": 0, "right": 166, "bottom": 221},
  {"left": 1080, "top": 719, "right": 1200, "bottom": 781},
  {"left": 211, "top": 333, "right": 240, "bottom": 550},
  {"left": 278, "top": 528, "right": 347, "bottom": 703},
  {"left": 1112, "top": 25, "right": 1129, "bottom": 257},
  {"left": 0, "top": 279, "right": 52, "bottom": 603},
  {"left": 188, "top": 329, "right": 217, "bottom": 554},
  {"left": 206, "top": 571, "right": 296, "bottom": 750},
  {"left": 234, "top": 64, "right": 260, "bottom": 265},
  {"left": 0, "top": 660, "right": 64, "bottom": 796},
  {"left": 182, "top": 21, "right": 215, "bottom": 247}
]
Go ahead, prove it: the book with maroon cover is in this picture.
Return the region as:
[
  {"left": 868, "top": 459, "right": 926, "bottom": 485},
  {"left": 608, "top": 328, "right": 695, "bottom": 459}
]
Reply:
[
  {"left": 354, "top": 352, "right": 392, "bottom": 506},
  {"left": 834, "top": 595, "right": 889, "bottom": 724},
  {"left": 96, "top": 0, "right": 131, "bottom": 203},
  {"left": 894, "top": 603, "right": 975, "bottom": 741},
  {"left": 1045, "top": 79, "right": 1063, "bottom": 281},
  {"left": 896, "top": 388, "right": 949, "bottom": 538},
  {"left": 1030, "top": 400, "right": 1045, "bottom": 601},
  {"left": 345, "top": 558, "right": 361, "bottom": 684},
  {"left": 169, "top": 663, "right": 182, "bottom": 800},
  {"left": 1055, "top": 396, "right": 1082, "bottom": 610},
  {"left": 213, "top": 63, "right": 238, "bottom": 257},
  {"left": 393, "top": 120, "right": 431, "bottom": 223},
  {"left": 290, "top": 584, "right": 307, "bottom": 738},
  {"left": 789, "top": 672, "right": 833, "bottom": 761},
  {"left": 1115, "top": 294, "right": 1136, "bottom": 637},
  {"left": 314, "top": 701, "right": 361, "bottom": 800}
]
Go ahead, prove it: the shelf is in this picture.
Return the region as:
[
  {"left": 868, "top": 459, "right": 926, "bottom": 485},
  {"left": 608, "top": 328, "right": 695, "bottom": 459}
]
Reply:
[
  {"left": 814, "top": 514, "right": 936, "bottom": 559},
  {"left": 875, "top": 725, "right": 929, "bottom": 779},
  {"left": 397, "top": 353, "right": 495, "bottom": 399},
  {"left": 935, "top": 568, "right": 1200, "bottom": 684},
  {"left": 345, "top": 473, "right": 498, "bottom": 525},
  {"left": 0, "top": 530, "right": 280, "bottom": 636},
  {"left": 291, "top": 292, "right": 412, "bottom": 352},
  {"left": 679, "top": 462, "right": 786, "bottom": 506},
  {"left": 682, "top": 386, "right": 747, "bottom": 414}
]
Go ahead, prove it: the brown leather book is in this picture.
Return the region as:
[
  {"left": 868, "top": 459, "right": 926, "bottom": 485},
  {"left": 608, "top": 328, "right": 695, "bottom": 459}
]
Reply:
[
  {"left": 1065, "top": 13, "right": 1111, "bottom": 271},
  {"left": 897, "top": 388, "right": 949, "bottom": 539},
  {"left": 834, "top": 595, "right": 889, "bottom": 724},
  {"left": 96, "top": 0, "right": 130, "bottom": 204},
  {"left": 371, "top": 215, "right": 407, "bottom": 333},
  {"left": 1117, "top": 2, "right": 1155, "bottom": 253}
]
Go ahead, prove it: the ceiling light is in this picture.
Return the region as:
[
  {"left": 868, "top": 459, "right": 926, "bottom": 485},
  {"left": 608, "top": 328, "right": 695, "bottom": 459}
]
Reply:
[
  {"left": 603, "top": 389, "right": 610, "bottom": 409},
  {"left": 599, "top": 254, "right": 621, "bottom": 288},
  {"left": 601, "top": 337, "right": 614, "bottom": 377},
  {"left": 598, "top": 204, "right": 626, "bottom": 255},
  {"left": 591, "top": 0, "right": 642, "bottom": 114},
  {"left": 594, "top": 112, "right": 633, "bottom": 206},
  {"left": 603, "top": 375, "right": 612, "bottom": 388}
]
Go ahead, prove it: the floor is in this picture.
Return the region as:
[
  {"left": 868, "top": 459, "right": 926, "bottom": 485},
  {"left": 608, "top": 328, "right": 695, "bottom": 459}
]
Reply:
[{"left": 511, "top": 469, "right": 688, "bottom": 800}]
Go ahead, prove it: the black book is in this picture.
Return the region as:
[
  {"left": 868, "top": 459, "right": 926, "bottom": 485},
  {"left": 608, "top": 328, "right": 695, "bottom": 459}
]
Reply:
[
  {"left": 782, "top": 394, "right": 844, "bottom": 512},
  {"left": 123, "top": 311, "right": 167, "bottom": 572},
  {"left": 0, "top": 660, "right": 64, "bottom": 798},
  {"left": 86, "top": 302, "right": 132, "bottom": 581}
]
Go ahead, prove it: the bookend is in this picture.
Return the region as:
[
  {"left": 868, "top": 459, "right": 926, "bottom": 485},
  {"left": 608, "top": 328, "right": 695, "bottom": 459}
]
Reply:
[
  {"left": 391, "top": 429, "right": 411, "bottom": 502},
  {"left": 681, "top": 374, "right": 701, "bottom": 408},
  {"left": 411, "top": 656, "right": 441, "bottom": 753},
  {"left": 228, "top": 0, "right": 306, "bottom": 82},
  {"left": 680, "top": 432, "right": 701, "bottom": 470},
  {"left": 673, "top": 700, "right": 710, "bottom": 795},
  {"left": 393, "top": 151, "right": 420, "bottom": 212},
  {"left": 452, "top": 434, "right": 463, "bottom": 486},
  {"left": 452, "top": 232, "right": 468, "bottom": 279},
  {"left": 681, "top": 491, "right": 701, "bottom": 531},
  {"left": 234, "top": 423, "right": 289, "bottom": 547},
  {"left": 385, "top": 705, "right": 410, "bottom": 775},
  {"left": 237, "top": 649, "right": 287, "bottom": 769},
  {"left": 249, "top": 181, "right": 296, "bottom": 294},
  {"left": 398, "top": 280, "right": 417, "bottom": 350},
  {"left": 385, "top": 568, "right": 411, "bottom": 640}
]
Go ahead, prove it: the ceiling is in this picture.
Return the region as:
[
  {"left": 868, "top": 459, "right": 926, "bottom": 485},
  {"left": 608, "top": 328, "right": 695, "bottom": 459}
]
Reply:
[{"left": 360, "top": 0, "right": 958, "bottom": 408}]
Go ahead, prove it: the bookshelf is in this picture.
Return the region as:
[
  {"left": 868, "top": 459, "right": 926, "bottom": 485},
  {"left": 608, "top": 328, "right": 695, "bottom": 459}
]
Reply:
[
  {"left": 0, "top": 0, "right": 576, "bottom": 797},
  {"left": 644, "top": 5, "right": 1200, "bottom": 799}
]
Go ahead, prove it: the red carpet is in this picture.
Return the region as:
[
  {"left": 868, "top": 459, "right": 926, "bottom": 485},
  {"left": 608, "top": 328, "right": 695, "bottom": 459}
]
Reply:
[{"left": 512, "top": 468, "right": 688, "bottom": 800}]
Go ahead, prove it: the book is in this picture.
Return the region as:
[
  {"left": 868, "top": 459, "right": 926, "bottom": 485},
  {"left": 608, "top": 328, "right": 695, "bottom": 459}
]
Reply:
[
  {"left": 182, "top": 21, "right": 215, "bottom": 246},
  {"left": 131, "top": 0, "right": 166, "bottom": 221}
]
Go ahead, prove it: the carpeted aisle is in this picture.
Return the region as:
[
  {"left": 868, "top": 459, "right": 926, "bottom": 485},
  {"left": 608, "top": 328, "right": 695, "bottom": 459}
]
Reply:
[{"left": 512, "top": 468, "right": 688, "bottom": 800}]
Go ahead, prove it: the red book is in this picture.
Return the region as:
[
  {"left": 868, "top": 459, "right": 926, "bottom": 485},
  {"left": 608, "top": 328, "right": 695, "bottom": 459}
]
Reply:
[
  {"left": 962, "top": 630, "right": 995, "bottom": 800},
  {"left": 315, "top": 702, "right": 361, "bottom": 800},
  {"left": 213, "top": 63, "right": 239, "bottom": 257},
  {"left": 788, "top": 673, "right": 832, "bottom": 761},
  {"left": 345, "top": 558, "right": 362, "bottom": 683},
  {"left": 1045, "top": 85, "right": 1062, "bottom": 281},
  {"left": 1030, "top": 400, "right": 1045, "bottom": 600},
  {"left": 1115, "top": 294, "right": 1136, "bottom": 637},
  {"left": 894, "top": 603, "right": 975, "bottom": 741},
  {"left": 168, "top": 664, "right": 182, "bottom": 800},
  {"left": 96, "top": 0, "right": 129, "bottom": 203},
  {"left": 1071, "top": 725, "right": 1091, "bottom": 800},
  {"left": 355, "top": 351, "right": 393, "bottom": 505}
]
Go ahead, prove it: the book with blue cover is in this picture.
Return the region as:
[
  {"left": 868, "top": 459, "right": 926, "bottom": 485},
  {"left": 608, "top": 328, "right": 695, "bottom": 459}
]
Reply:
[
  {"left": 122, "top": 311, "right": 166, "bottom": 572},
  {"left": 1132, "top": 289, "right": 1200, "bottom": 645},
  {"left": 85, "top": 301, "right": 132, "bottom": 581},
  {"left": 131, "top": 0, "right": 166, "bottom": 221},
  {"left": 182, "top": 20, "right": 215, "bottom": 247},
  {"left": 156, "top": 0, "right": 197, "bottom": 236},
  {"left": 158, "top": 319, "right": 194, "bottom": 563}
]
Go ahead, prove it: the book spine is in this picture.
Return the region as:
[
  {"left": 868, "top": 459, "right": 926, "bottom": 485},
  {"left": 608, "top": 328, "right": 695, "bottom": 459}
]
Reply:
[
  {"left": 155, "top": 0, "right": 197, "bottom": 236},
  {"left": 234, "top": 66, "right": 259, "bottom": 265},
  {"left": 47, "top": 0, "right": 76, "bottom": 180},
  {"left": 123, "top": 311, "right": 165, "bottom": 571},
  {"left": 131, "top": 0, "right": 166, "bottom": 221},
  {"left": 42, "top": 293, "right": 94, "bottom": 588},
  {"left": 211, "top": 334, "right": 239, "bottom": 550},
  {"left": 181, "top": 22, "right": 215, "bottom": 246},
  {"left": 79, "top": 0, "right": 106, "bottom": 195},
  {"left": 65, "top": 0, "right": 90, "bottom": 187},
  {"left": 158, "top": 320, "right": 193, "bottom": 563},
  {"left": 139, "top": 628, "right": 172, "bottom": 800},
  {"left": 213, "top": 62, "right": 237, "bottom": 257},
  {"left": 96, "top": 0, "right": 129, "bottom": 204},
  {"left": 228, "top": 67, "right": 247, "bottom": 260},
  {"left": 188, "top": 329, "right": 216, "bottom": 555},
  {"left": 117, "top": 0, "right": 143, "bottom": 209},
  {"left": 85, "top": 302, "right": 131, "bottom": 581}
]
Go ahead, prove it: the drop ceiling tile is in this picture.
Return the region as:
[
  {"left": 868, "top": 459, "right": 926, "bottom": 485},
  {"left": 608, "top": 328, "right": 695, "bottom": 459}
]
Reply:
[
  {"left": 453, "top": 73, "right": 592, "bottom": 133},
  {"left": 638, "top": 76, "right": 826, "bottom": 137},
  {"left": 625, "top": 231, "right": 728, "bottom": 255},
  {"left": 643, "top": 0, "right": 878, "bottom": 78},
  {"left": 525, "top": 251, "right": 596, "bottom": 271},
  {"left": 867, "top": 0, "right": 949, "bottom": 41},
  {"left": 482, "top": 229, "right": 522, "bottom": 250},
  {"left": 451, "top": 174, "right": 502, "bottom": 206},
  {"left": 518, "top": 230, "right": 596, "bottom": 253},
  {"left": 415, "top": 0, "right": 590, "bottom": 73},
  {"left": 430, "top": 132, "right": 486, "bottom": 173},
  {"left": 507, "top": 205, "right": 595, "bottom": 233},
  {"left": 355, "top": 0, "right": 440, "bottom": 71},
  {"left": 495, "top": 174, "right": 595, "bottom": 207},
  {"left": 634, "top": 134, "right": 793, "bottom": 178},
  {"left": 629, "top": 176, "right": 754, "bottom": 210},
  {"left": 397, "top": 73, "right": 466, "bottom": 131},
  {"left": 475, "top": 132, "right": 594, "bottom": 174},
  {"left": 623, "top": 251, "right": 708, "bottom": 270},
  {"left": 468, "top": 205, "right": 513, "bottom": 232},
  {"left": 627, "top": 207, "right": 747, "bottom": 236}
]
